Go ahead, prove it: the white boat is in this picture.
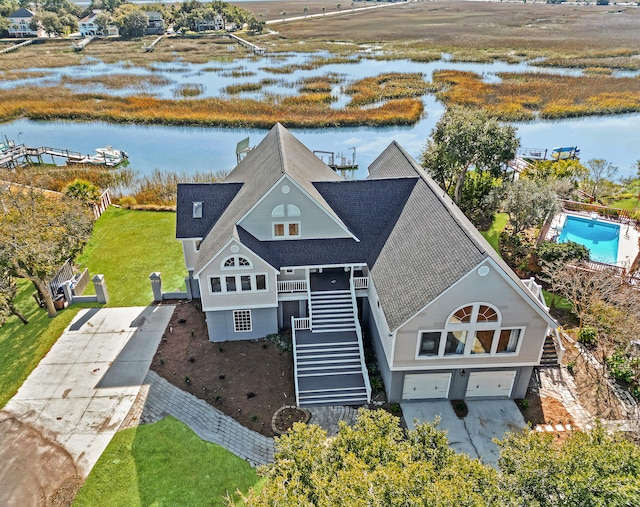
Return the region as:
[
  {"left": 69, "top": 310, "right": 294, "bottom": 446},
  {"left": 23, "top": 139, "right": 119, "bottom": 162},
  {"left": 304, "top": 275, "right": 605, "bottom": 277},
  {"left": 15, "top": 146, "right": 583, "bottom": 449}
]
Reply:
[{"left": 95, "top": 146, "right": 128, "bottom": 160}]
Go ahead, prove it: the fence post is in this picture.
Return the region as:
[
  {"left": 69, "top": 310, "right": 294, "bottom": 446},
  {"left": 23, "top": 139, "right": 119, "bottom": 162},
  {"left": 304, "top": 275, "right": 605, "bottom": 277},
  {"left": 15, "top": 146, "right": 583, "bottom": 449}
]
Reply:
[
  {"left": 62, "top": 280, "right": 74, "bottom": 306},
  {"left": 92, "top": 274, "right": 109, "bottom": 304},
  {"left": 150, "top": 272, "right": 162, "bottom": 302}
]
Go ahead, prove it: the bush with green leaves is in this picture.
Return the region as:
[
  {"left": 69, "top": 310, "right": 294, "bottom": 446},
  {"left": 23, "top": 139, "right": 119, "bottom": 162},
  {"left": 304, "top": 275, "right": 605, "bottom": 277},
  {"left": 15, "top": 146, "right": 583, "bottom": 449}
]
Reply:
[
  {"left": 577, "top": 326, "right": 598, "bottom": 347},
  {"left": 606, "top": 351, "right": 639, "bottom": 385},
  {"left": 536, "top": 240, "right": 590, "bottom": 265}
]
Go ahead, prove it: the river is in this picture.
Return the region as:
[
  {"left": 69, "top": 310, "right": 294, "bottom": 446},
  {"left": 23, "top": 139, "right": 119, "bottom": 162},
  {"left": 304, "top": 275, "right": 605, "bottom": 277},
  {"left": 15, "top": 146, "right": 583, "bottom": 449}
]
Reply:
[{"left": 1, "top": 54, "right": 638, "bottom": 178}]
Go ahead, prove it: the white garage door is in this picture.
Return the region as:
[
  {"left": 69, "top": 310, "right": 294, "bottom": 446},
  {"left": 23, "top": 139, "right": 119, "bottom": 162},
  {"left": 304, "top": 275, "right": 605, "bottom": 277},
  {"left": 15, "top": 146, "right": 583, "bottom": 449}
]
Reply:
[
  {"left": 465, "top": 371, "right": 516, "bottom": 398},
  {"left": 402, "top": 373, "right": 451, "bottom": 400}
]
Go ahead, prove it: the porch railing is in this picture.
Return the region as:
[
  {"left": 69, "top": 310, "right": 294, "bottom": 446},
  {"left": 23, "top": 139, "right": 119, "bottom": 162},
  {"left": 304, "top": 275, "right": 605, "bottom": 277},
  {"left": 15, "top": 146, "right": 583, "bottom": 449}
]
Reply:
[
  {"left": 277, "top": 279, "right": 307, "bottom": 293},
  {"left": 352, "top": 276, "right": 368, "bottom": 290},
  {"left": 559, "top": 199, "right": 636, "bottom": 225},
  {"left": 553, "top": 328, "right": 567, "bottom": 365},
  {"left": 293, "top": 317, "right": 310, "bottom": 330}
]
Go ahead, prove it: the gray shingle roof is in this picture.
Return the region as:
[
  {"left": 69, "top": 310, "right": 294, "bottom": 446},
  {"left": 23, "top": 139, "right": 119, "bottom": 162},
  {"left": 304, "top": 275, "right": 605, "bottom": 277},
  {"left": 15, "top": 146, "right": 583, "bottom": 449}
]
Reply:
[
  {"left": 176, "top": 182, "right": 242, "bottom": 239},
  {"left": 193, "top": 124, "right": 344, "bottom": 275},
  {"left": 8, "top": 8, "right": 34, "bottom": 18},
  {"left": 367, "top": 141, "right": 424, "bottom": 179}
]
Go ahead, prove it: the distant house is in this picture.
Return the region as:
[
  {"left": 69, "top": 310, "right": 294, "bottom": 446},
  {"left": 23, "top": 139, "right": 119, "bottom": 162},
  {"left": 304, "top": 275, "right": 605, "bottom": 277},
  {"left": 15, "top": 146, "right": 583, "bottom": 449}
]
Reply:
[
  {"left": 144, "top": 11, "right": 165, "bottom": 35},
  {"left": 7, "top": 8, "right": 45, "bottom": 38},
  {"left": 194, "top": 14, "right": 224, "bottom": 32},
  {"left": 78, "top": 10, "right": 118, "bottom": 37},
  {"left": 176, "top": 124, "right": 559, "bottom": 407}
]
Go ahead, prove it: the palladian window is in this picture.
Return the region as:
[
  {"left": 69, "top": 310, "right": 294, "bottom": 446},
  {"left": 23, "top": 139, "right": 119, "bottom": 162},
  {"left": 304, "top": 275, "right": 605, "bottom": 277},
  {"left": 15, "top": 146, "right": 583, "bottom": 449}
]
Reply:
[{"left": 418, "top": 303, "right": 523, "bottom": 358}]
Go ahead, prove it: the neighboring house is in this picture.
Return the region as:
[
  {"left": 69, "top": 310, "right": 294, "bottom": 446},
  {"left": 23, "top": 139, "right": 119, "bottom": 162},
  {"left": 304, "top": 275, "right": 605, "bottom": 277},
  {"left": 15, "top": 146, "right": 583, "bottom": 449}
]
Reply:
[
  {"left": 78, "top": 10, "right": 118, "bottom": 37},
  {"left": 194, "top": 14, "right": 224, "bottom": 32},
  {"left": 144, "top": 11, "right": 165, "bottom": 35},
  {"left": 7, "top": 8, "right": 45, "bottom": 38},
  {"left": 176, "top": 124, "right": 558, "bottom": 407}
]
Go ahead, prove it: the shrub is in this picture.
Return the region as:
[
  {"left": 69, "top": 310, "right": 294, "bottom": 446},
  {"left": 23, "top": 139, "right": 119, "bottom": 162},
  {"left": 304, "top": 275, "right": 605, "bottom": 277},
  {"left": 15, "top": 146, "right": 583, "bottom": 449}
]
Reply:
[
  {"left": 118, "top": 195, "right": 137, "bottom": 208},
  {"left": 537, "top": 240, "right": 590, "bottom": 264},
  {"left": 606, "top": 351, "right": 639, "bottom": 385},
  {"left": 567, "top": 360, "right": 576, "bottom": 375},
  {"left": 577, "top": 326, "right": 598, "bottom": 347},
  {"left": 370, "top": 377, "right": 384, "bottom": 392},
  {"left": 517, "top": 399, "right": 529, "bottom": 410}
]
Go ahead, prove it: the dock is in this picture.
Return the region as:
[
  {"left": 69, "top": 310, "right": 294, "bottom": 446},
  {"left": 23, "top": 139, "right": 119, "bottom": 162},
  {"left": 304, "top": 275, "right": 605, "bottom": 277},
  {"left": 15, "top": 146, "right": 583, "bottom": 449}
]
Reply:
[
  {"left": 144, "top": 35, "right": 164, "bottom": 52},
  {"left": 0, "top": 39, "right": 34, "bottom": 55},
  {"left": 227, "top": 33, "right": 266, "bottom": 55},
  {"left": 0, "top": 142, "right": 122, "bottom": 169},
  {"left": 72, "top": 36, "right": 94, "bottom": 51},
  {"left": 313, "top": 149, "right": 358, "bottom": 172}
]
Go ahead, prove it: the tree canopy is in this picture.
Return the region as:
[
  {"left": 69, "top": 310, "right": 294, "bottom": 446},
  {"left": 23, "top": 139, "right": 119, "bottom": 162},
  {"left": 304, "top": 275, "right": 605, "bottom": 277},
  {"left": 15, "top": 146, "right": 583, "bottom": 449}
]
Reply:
[
  {"left": 242, "top": 410, "right": 640, "bottom": 507},
  {"left": 421, "top": 107, "right": 520, "bottom": 205},
  {"left": 0, "top": 187, "right": 94, "bottom": 317}
]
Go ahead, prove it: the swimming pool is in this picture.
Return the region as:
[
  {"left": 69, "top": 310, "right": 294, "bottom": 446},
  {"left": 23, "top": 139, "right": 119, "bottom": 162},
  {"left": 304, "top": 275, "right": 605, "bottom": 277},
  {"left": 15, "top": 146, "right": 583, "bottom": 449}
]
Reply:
[{"left": 558, "top": 215, "right": 620, "bottom": 264}]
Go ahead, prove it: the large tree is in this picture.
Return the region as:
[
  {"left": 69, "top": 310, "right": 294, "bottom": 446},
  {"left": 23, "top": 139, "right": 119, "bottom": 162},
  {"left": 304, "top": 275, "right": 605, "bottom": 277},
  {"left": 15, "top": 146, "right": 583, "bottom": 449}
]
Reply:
[
  {"left": 422, "top": 107, "right": 520, "bottom": 205},
  {"left": 0, "top": 187, "right": 94, "bottom": 318},
  {"left": 502, "top": 179, "right": 558, "bottom": 235},
  {"left": 0, "top": 271, "right": 28, "bottom": 325},
  {"left": 582, "top": 158, "right": 619, "bottom": 201}
]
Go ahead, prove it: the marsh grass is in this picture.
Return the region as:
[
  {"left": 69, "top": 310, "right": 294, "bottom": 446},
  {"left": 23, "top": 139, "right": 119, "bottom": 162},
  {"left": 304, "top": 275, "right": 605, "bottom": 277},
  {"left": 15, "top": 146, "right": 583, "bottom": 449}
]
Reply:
[
  {"left": 0, "top": 81, "right": 423, "bottom": 128},
  {"left": 434, "top": 70, "right": 640, "bottom": 121},
  {"left": 132, "top": 169, "right": 227, "bottom": 205},
  {"left": 223, "top": 82, "right": 263, "bottom": 94},
  {"left": 174, "top": 83, "right": 205, "bottom": 97},
  {"left": 345, "top": 72, "right": 430, "bottom": 107},
  {"left": 0, "top": 70, "right": 50, "bottom": 82},
  {"left": 60, "top": 73, "right": 171, "bottom": 90}
]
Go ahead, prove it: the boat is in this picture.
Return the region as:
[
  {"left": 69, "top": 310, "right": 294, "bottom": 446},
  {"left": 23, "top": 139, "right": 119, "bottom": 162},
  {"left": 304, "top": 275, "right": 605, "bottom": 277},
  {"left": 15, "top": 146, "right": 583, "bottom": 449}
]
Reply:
[
  {"left": 551, "top": 146, "right": 580, "bottom": 161},
  {"left": 95, "top": 146, "right": 128, "bottom": 160}
]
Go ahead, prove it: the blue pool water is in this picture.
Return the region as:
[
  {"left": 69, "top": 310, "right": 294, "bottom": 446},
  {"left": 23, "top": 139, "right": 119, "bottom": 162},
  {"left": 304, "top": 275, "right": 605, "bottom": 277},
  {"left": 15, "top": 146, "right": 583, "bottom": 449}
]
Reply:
[{"left": 558, "top": 215, "right": 620, "bottom": 264}]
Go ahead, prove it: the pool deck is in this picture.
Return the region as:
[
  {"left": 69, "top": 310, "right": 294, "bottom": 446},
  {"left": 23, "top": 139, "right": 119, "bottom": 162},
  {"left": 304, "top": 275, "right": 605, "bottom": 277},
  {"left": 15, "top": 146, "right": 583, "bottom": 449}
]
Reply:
[{"left": 547, "top": 211, "right": 640, "bottom": 269}]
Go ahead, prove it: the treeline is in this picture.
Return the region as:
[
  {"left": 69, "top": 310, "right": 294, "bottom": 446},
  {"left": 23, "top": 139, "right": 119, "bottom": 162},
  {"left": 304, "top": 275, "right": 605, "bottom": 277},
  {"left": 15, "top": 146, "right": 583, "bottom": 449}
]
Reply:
[{"left": 0, "top": 0, "right": 264, "bottom": 38}]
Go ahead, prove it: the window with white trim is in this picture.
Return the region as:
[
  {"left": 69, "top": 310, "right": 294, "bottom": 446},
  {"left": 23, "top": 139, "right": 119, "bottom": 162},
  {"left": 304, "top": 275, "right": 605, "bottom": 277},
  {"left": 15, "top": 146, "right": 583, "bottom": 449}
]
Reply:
[
  {"left": 208, "top": 273, "right": 268, "bottom": 294},
  {"left": 417, "top": 303, "right": 523, "bottom": 358},
  {"left": 233, "top": 310, "right": 252, "bottom": 332},
  {"left": 273, "top": 222, "right": 300, "bottom": 238},
  {"left": 272, "top": 204, "right": 301, "bottom": 238}
]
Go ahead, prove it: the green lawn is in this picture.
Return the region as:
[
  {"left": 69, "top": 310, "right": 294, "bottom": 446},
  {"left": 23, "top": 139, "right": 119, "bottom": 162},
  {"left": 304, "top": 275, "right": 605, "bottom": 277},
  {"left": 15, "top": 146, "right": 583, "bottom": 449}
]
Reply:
[
  {"left": 74, "top": 416, "right": 264, "bottom": 507},
  {"left": 0, "top": 280, "right": 81, "bottom": 408},
  {"left": 480, "top": 212, "right": 509, "bottom": 254},
  {"left": 76, "top": 207, "right": 186, "bottom": 306},
  {"left": 608, "top": 196, "right": 640, "bottom": 211}
]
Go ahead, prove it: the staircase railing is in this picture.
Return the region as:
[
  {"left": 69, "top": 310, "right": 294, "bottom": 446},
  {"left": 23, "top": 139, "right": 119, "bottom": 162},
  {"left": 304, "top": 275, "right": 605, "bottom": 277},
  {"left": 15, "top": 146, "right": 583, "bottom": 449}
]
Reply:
[
  {"left": 553, "top": 328, "right": 566, "bottom": 365},
  {"left": 291, "top": 316, "right": 302, "bottom": 406},
  {"left": 350, "top": 274, "right": 372, "bottom": 402},
  {"left": 306, "top": 278, "right": 313, "bottom": 331}
]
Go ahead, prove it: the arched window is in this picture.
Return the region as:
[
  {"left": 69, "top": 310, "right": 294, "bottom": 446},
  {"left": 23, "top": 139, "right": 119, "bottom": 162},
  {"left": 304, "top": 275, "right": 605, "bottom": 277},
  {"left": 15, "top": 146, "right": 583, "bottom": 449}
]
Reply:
[
  {"left": 287, "top": 204, "right": 300, "bottom": 217},
  {"left": 272, "top": 204, "right": 301, "bottom": 239},
  {"left": 221, "top": 255, "right": 252, "bottom": 269},
  {"left": 271, "top": 205, "right": 285, "bottom": 217},
  {"left": 418, "top": 303, "right": 522, "bottom": 358}
]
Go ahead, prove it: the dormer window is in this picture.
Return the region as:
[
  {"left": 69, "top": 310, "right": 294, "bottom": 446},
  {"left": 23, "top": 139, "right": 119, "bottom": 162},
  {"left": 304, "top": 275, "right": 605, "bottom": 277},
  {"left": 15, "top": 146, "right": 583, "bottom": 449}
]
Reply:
[
  {"left": 193, "top": 201, "right": 203, "bottom": 219},
  {"left": 271, "top": 204, "right": 301, "bottom": 238}
]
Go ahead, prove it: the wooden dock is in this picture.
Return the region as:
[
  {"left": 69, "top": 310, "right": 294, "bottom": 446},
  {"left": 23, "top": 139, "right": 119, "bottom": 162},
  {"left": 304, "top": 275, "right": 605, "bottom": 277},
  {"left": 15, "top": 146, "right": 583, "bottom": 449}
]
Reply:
[
  {"left": 0, "top": 39, "right": 34, "bottom": 55},
  {"left": 72, "top": 36, "right": 94, "bottom": 51},
  {"left": 227, "top": 33, "right": 266, "bottom": 55},
  {"left": 144, "top": 35, "right": 164, "bottom": 52},
  {"left": 0, "top": 143, "right": 114, "bottom": 169}
]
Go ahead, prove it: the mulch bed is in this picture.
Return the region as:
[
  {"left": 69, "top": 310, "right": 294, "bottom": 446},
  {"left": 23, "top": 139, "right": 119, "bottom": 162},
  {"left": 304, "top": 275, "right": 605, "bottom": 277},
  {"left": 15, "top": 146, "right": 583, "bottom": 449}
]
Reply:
[{"left": 151, "top": 301, "right": 295, "bottom": 437}]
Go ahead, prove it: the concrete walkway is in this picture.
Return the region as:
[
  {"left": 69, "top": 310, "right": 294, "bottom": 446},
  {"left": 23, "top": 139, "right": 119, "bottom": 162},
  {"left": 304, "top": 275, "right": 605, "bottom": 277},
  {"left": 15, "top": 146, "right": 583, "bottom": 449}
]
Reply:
[
  {"left": 537, "top": 367, "right": 594, "bottom": 430},
  {"left": 2, "top": 306, "right": 174, "bottom": 476}
]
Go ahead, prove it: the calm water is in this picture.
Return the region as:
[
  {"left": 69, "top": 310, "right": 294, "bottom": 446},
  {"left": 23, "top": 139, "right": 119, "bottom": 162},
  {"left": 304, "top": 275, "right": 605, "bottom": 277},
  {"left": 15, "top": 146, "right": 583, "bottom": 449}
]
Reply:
[
  {"left": 558, "top": 215, "right": 621, "bottom": 264},
  {"left": 1, "top": 54, "right": 638, "bottom": 178}
]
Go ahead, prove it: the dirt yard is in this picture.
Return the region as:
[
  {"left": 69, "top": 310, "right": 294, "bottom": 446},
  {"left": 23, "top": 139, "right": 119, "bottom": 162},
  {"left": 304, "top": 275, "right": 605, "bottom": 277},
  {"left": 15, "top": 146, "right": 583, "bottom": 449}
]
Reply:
[
  {"left": 151, "top": 301, "right": 295, "bottom": 437},
  {"left": 0, "top": 415, "right": 81, "bottom": 507}
]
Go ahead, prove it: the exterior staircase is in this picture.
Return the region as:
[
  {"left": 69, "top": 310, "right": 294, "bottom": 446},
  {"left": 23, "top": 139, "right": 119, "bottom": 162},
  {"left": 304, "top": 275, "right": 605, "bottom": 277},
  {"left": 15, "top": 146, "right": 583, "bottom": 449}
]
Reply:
[
  {"left": 539, "top": 334, "right": 559, "bottom": 367},
  {"left": 310, "top": 290, "right": 356, "bottom": 332},
  {"left": 292, "top": 287, "right": 371, "bottom": 407}
]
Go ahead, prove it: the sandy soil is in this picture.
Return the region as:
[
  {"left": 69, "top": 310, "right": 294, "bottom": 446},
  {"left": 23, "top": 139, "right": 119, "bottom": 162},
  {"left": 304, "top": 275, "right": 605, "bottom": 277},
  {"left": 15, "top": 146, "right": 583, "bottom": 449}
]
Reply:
[
  {"left": 0, "top": 414, "right": 81, "bottom": 507},
  {"left": 238, "top": 0, "right": 640, "bottom": 52}
]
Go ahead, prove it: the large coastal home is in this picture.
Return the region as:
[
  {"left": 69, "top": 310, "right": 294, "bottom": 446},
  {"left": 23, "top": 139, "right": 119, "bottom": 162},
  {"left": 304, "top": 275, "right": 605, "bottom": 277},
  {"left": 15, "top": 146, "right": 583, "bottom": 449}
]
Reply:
[
  {"left": 78, "top": 10, "right": 118, "bottom": 37},
  {"left": 144, "top": 11, "right": 165, "bottom": 35},
  {"left": 7, "top": 8, "right": 45, "bottom": 37},
  {"left": 176, "top": 124, "right": 558, "bottom": 407}
]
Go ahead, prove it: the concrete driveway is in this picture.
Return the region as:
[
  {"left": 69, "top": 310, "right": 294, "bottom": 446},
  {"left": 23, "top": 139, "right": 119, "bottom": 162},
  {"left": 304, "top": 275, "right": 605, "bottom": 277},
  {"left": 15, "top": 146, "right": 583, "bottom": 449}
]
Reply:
[
  {"left": 2, "top": 305, "right": 173, "bottom": 477},
  {"left": 401, "top": 399, "right": 527, "bottom": 468}
]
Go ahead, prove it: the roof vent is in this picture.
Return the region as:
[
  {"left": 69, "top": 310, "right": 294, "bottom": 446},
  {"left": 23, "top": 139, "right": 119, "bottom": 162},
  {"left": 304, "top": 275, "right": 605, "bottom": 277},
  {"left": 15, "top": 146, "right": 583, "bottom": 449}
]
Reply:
[{"left": 193, "top": 201, "right": 203, "bottom": 219}]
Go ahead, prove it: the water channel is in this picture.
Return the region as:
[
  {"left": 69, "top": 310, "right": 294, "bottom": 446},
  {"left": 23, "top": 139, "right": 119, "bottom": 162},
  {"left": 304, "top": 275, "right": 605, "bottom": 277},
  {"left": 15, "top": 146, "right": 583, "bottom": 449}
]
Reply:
[{"left": 1, "top": 53, "right": 638, "bottom": 178}]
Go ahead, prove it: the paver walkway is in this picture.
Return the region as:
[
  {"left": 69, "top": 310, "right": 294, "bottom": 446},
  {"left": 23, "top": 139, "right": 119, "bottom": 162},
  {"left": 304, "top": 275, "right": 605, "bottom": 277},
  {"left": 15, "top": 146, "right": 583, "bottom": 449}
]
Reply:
[
  {"left": 537, "top": 367, "right": 594, "bottom": 430},
  {"left": 139, "top": 371, "right": 361, "bottom": 466}
]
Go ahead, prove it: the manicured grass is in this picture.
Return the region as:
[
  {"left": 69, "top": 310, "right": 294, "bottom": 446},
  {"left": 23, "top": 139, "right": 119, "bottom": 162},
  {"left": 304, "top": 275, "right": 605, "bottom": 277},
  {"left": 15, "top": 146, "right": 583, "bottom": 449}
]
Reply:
[
  {"left": 543, "top": 289, "right": 572, "bottom": 311},
  {"left": 480, "top": 212, "right": 509, "bottom": 254},
  {"left": 76, "top": 207, "right": 186, "bottom": 307},
  {"left": 0, "top": 280, "right": 81, "bottom": 408},
  {"left": 74, "top": 416, "right": 264, "bottom": 507},
  {"left": 608, "top": 196, "right": 640, "bottom": 211}
]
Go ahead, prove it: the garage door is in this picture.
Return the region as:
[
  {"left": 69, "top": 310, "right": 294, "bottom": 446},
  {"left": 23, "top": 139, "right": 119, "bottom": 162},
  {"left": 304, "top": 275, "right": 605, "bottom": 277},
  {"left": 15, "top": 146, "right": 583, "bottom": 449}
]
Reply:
[
  {"left": 465, "top": 371, "right": 516, "bottom": 398},
  {"left": 402, "top": 373, "right": 451, "bottom": 400}
]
